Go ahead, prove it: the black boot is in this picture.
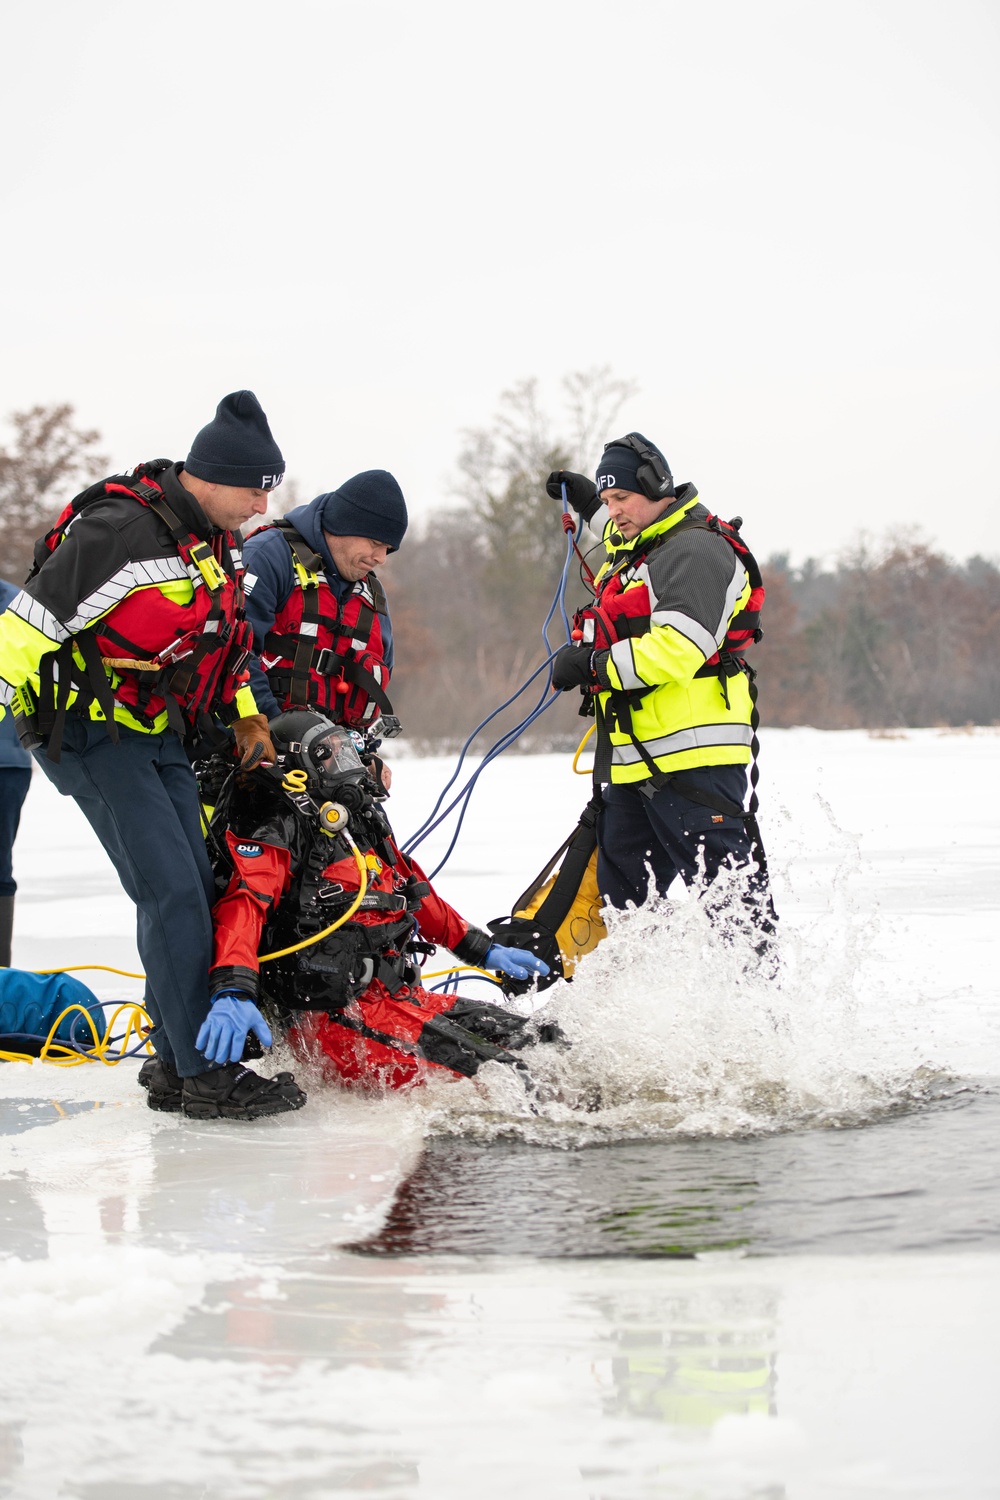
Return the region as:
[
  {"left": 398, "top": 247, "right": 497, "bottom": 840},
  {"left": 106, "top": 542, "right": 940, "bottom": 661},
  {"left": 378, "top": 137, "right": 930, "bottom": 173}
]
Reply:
[
  {"left": 138, "top": 1055, "right": 183, "bottom": 1112},
  {"left": 181, "top": 1062, "right": 307, "bottom": 1121},
  {"left": 0, "top": 894, "right": 14, "bottom": 969}
]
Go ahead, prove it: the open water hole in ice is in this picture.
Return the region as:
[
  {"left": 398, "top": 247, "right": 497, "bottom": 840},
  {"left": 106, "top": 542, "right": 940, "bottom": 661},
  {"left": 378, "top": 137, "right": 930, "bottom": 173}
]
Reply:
[
  {"left": 1, "top": 730, "right": 998, "bottom": 1498},
  {"left": 350, "top": 1086, "right": 1000, "bottom": 1259}
]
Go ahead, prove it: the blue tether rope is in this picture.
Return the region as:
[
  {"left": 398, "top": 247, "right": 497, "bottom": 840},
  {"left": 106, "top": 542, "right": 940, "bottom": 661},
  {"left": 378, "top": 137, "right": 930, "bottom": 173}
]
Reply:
[{"left": 403, "top": 486, "right": 581, "bottom": 878}]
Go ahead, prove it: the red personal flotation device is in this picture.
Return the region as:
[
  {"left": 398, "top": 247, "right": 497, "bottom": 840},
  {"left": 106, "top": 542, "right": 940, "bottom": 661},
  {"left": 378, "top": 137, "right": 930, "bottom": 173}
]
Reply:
[
  {"left": 29, "top": 460, "right": 254, "bottom": 759},
  {"left": 257, "top": 521, "right": 394, "bottom": 728}
]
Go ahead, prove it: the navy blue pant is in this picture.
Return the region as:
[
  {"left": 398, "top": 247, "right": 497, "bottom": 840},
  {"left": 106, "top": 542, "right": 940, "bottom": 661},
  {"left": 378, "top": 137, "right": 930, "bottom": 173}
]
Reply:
[
  {"left": 597, "top": 765, "right": 753, "bottom": 910},
  {"left": 0, "top": 768, "right": 31, "bottom": 899},
  {"left": 36, "top": 720, "right": 216, "bottom": 1075}
]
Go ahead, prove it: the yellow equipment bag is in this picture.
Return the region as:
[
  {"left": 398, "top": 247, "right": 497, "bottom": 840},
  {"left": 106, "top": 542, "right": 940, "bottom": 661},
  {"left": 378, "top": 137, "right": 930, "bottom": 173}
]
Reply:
[{"left": 488, "top": 794, "right": 606, "bottom": 994}]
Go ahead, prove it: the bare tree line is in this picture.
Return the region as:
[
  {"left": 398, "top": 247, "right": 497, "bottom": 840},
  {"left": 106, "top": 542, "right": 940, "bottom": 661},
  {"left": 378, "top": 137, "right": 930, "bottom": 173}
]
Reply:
[{"left": 2, "top": 390, "right": 998, "bottom": 742}]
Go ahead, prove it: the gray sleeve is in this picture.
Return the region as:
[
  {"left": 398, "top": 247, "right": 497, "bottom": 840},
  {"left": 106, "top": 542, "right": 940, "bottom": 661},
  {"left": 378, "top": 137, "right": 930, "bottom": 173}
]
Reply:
[{"left": 643, "top": 530, "right": 747, "bottom": 658}]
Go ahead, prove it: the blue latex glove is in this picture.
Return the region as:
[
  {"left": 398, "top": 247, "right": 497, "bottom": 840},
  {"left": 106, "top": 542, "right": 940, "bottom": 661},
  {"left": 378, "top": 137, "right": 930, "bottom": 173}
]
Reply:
[
  {"left": 196, "top": 991, "right": 273, "bottom": 1066},
  {"left": 484, "top": 945, "right": 550, "bottom": 981}
]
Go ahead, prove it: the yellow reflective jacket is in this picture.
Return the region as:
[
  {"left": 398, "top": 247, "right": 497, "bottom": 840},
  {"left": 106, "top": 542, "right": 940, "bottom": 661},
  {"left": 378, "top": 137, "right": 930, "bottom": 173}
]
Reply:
[{"left": 588, "top": 487, "right": 754, "bottom": 783}]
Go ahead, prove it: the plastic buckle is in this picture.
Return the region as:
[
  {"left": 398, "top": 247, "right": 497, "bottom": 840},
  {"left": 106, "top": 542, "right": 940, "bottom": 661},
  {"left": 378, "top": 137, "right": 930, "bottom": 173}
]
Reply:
[
  {"left": 189, "top": 542, "right": 228, "bottom": 593},
  {"left": 314, "top": 648, "right": 339, "bottom": 676}
]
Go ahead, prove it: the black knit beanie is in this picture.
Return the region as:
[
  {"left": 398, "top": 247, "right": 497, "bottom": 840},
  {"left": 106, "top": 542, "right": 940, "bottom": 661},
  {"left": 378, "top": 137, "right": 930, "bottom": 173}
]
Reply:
[
  {"left": 185, "top": 391, "right": 285, "bottom": 489},
  {"left": 595, "top": 433, "right": 673, "bottom": 500},
  {"left": 320, "top": 471, "right": 408, "bottom": 552}
]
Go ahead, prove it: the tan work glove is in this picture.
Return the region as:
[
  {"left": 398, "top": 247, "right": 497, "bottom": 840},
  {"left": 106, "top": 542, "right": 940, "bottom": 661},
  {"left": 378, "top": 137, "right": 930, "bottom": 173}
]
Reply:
[{"left": 233, "top": 713, "right": 276, "bottom": 772}]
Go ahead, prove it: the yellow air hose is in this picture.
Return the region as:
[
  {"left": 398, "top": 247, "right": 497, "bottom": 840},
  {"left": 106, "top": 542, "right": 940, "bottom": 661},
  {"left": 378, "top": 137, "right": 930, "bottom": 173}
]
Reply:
[{"left": 258, "top": 834, "right": 368, "bottom": 962}]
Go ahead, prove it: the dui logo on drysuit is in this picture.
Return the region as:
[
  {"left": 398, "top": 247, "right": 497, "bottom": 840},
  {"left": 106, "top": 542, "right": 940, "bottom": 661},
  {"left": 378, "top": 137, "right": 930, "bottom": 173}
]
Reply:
[{"left": 235, "top": 842, "right": 262, "bottom": 858}]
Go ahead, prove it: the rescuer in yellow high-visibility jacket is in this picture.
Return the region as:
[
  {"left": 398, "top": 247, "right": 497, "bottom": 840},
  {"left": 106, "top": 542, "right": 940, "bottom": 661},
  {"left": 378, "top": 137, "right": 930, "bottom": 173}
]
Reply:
[{"left": 548, "top": 433, "right": 773, "bottom": 937}]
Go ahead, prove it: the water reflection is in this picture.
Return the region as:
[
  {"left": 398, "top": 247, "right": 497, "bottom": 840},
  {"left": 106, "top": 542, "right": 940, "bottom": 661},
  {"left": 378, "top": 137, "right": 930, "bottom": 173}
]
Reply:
[
  {"left": 596, "top": 1286, "right": 778, "bottom": 1429},
  {"left": 354, "top": 1087, "right": 1000, "bottom": 1257}
]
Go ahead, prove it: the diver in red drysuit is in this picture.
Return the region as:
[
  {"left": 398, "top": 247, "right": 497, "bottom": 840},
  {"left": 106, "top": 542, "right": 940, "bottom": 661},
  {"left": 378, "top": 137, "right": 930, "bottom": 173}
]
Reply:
[{"left": 203, "top": 711, "right": 555, "bottom": 1089}]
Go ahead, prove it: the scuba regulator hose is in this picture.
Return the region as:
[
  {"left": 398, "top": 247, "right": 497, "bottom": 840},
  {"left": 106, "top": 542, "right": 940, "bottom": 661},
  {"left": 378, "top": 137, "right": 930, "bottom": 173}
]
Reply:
[{"left": 258, "top": 833, "right": 369, "bottom": 962}]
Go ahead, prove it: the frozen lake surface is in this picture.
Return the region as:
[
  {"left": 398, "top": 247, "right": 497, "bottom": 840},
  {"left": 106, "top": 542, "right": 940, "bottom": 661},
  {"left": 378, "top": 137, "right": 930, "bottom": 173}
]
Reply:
[{"left": 1, "top": 728, "right": 999, "bottom": 1498}]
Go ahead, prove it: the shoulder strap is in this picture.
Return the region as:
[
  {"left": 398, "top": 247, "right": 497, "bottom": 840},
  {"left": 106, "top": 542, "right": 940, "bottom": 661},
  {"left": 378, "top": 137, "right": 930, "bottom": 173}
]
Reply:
[
  {"left": 274, "top": 520, "right": 326, "bottom": 578},
  {"left": 273, "top": 523, "right": 326, "bottom": 707},
  {"left": 367, "top": 572, "right": 388, "bottom": 615},
  {"left": 524, "top": 793, "right": 601, "bottom": 934}
]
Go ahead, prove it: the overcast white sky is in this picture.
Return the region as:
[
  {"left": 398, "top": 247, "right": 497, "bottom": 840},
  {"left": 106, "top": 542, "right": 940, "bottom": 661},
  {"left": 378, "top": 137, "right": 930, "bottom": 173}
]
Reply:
[{"left": 1, "top": 0, "right": 997, "bottom": 564}]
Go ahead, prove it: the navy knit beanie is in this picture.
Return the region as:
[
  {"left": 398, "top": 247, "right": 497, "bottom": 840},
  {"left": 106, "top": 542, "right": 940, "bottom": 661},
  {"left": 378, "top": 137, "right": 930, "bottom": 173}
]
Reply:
[
  {"left": 320, "top": 471, "right": 408, "bottom": 552},
  {"left": 595, "top": 433, "right": 673, "bottom": 500},
  {"left": 185, "top": 391, "right": 285, "bottom": 489}
]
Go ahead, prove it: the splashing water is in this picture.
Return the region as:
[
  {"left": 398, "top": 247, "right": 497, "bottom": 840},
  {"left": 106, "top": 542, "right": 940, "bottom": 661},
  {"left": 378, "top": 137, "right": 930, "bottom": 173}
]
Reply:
[{"left": 407, "top": 825, "right": 951, "bottom": 1148}]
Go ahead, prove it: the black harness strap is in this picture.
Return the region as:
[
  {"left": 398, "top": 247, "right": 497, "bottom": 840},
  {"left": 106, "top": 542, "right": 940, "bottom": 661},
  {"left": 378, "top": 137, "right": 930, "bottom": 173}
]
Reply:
[
  {"left": 279, "top": 525, "right": 325, "bottom": 708},
  {"left": 523, "top": 793, "right": 601, "bottom": 935},
  {"left": 335, "top": 655, "right": 395, "bottom": 715},
  {"left": 38, "top": 632, "right": 121, "bottom": 764}
]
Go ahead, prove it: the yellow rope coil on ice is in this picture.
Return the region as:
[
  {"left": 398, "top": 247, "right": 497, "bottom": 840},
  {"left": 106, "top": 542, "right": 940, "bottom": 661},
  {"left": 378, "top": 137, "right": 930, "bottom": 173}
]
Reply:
[{"left": 0, "top": 1002, "right": 154, "bottom": 1067}]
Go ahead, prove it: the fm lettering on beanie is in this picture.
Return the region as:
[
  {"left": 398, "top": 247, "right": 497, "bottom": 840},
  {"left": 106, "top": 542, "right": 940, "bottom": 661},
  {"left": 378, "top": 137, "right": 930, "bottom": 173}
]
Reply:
[
  {"left": 595, "top": 433, "right": 673, "bottom": 499},
  {"left": 320, "top": 471, "right": 408, "bottom": 552},
  {"left": 185, "top": 391, "right": 286, "bottom": 489}
]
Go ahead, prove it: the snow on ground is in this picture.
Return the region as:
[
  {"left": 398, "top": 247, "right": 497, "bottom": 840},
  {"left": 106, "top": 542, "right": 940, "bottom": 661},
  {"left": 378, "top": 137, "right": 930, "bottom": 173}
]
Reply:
[{"left": 1, "top": 728, "right": 999, "bottom": 1498}]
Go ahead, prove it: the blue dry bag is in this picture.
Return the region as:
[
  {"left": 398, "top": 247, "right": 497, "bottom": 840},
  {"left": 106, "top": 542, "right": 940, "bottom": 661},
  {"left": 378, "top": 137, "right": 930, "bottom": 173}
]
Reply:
[{"left": 0, "top": 969, "right": 106, "bottom": 1056}]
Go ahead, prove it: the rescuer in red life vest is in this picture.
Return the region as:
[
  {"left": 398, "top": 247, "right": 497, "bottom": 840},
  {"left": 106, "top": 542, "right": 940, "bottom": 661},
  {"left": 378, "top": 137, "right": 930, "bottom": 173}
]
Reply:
[
  {"left": 547, "top": 433, "right": 775, "bottom": 940},
  {"left": 240, "top": 472, "right": 407, "bottom": 787},
  {"left": 0, "top": 392, "right": 307, "bottom": 1121},
  {"left": 196, "top": 711, "right": 554, "bottom": 1091}
]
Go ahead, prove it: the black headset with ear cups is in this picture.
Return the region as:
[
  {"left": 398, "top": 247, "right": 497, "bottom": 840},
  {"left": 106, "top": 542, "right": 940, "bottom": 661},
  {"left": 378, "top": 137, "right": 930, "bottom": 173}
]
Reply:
[{"left": 602, "top": 432, "right": 675, "bottom": 500}]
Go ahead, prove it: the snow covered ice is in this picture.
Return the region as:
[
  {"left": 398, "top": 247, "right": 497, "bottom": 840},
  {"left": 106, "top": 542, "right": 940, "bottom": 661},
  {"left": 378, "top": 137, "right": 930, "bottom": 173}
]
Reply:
[{"left": 1, "top": 728, "right": 999, "bottom": 1498}]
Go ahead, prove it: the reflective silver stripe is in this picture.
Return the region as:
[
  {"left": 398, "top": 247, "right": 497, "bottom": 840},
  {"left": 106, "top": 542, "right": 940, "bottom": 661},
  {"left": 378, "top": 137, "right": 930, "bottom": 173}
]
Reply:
[
  {"left": 65, "top": 557, "right": 190, "bottom": 631},
  {"left": 610, "top": 638, "right": 645, "bottom": 690},
  {"left": 299, "top": 622, "right": 319, "bottom": 638},
  {"left": 9, "top": 590, "right": 70, "bottom": 643},
  {"left": 351, "top": 637, "right": 367, "bottom": 650},
  {"left": 714, "top": 553, "right": 747, "bottom": 643},
  {"left": 610, "top": 723, "right": 753, "bottom": 764},
  {"left": 649, "top": 608, "right": 718, "bottom": 660},
  {"left": 135, "top": 557, "right": 188, "bottom": 585},
  {"left": 632, "top": 560, "right": 653, "bottom": 592}
]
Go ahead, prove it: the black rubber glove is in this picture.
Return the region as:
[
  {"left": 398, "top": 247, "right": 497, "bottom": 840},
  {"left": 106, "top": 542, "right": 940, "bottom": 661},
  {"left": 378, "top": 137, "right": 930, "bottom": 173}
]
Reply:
[
  {"left": 545, "top": 470, "right": 599, "bottom": 521},
  {"left": 551, "top": 644, "right": 595, "bottom": 691}
]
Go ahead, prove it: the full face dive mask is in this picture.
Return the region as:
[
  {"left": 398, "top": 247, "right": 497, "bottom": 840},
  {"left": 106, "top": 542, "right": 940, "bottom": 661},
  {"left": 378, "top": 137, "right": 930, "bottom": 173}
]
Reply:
[{"left": 269, "top": 711, "right": 368, "bottom": 797}]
